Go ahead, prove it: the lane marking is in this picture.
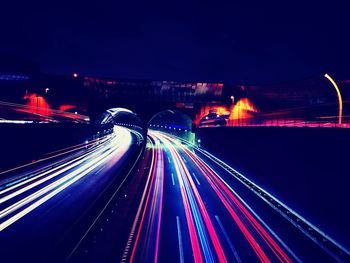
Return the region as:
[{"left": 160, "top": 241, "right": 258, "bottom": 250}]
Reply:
[
  {"left": 176, "top": 216, "right": 185, "bottom": 263},
  {"left": 95, "top": 166, "right": 104, "bottom": 174},
  {"left": 215, "top": 215, "right": 242, "bottom": 263},
  {"left": 171, "top": 173, "right": 175, "bottom": 186},
  {"left": 168, "top": 157, "right": 171, "bottom": 164},
  {"left": 192, "top": 172, "right": 200, "bottom": 185}
]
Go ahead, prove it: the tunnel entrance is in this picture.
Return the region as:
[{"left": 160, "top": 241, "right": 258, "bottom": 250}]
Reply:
[
  {"left": 148, "top": 110, "right": 195, "bottom": 143},
  {"left": 95, "top": 107, "right": 145, "bottom": 140}
]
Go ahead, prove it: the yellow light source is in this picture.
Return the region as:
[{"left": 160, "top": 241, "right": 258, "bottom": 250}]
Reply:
[{"left": 325, "top": 73, "right": 342, "bottom": 124}]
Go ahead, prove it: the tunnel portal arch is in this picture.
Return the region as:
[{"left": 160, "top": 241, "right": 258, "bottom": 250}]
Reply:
[
  {"left": 95, "top": 107, "right": 145, "bottom": 138},
  {"left": 148, "top": 109, "right": 195, "bottom": 142}
]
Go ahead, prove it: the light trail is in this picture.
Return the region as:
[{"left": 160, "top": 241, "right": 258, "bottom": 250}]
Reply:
[
  {"left": 157, "top": 132, "right": 294, "bottom": 262},
  {"left": 183, "top": 146, "right": 292, "bottom": 262},
  {"left": 166, "top": 139, "right": 204, "bottom": 263},
  {"left": 127, "top": 135, "right": 164, "bottom": 263},
  {"left": 156, "top": 132, "right": 227, "bottom": 263},
  {"left": 0, "top": 136, "right": 113, "bottom": 202},
  {"left": 122, "top": 138, "right": 156, "bottom": 263},
  {"left": 0, "top": 135, "right": 108, "bottom": 179},
  {"left": 0, "top": 126, "right": 133, "bottom": 231},
  {"left": 123, "top": 130, "right": 349, "bottom": 262},
  {"left": 176, "top": 216, "right": 185, "bottom": 263},
  {"left": 161, "top": 132, "right": 350, "bottom": 262},
  {"left": 0, "top": 141, "right": 120, "bottom": 220}
]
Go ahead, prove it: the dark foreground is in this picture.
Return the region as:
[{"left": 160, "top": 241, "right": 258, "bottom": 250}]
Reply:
[{"left": 1, "top": 127, "right": 349, "bottom": 262}]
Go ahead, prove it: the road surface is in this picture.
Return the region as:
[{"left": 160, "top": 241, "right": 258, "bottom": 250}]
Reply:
[
  {"left": 1, "top": 127, "right": 349, "bottom": 262},
  {"left": 0, "top": 126, "right": 143, "bottom": 262}
]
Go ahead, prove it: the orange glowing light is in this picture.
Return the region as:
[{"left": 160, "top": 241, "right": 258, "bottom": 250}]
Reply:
[
  {"left": 229, "top": 98, "right": 258, "bottom": 120},
  {"left": 194, "top": 98, "right": 258, "bottom": 125},
  {"left": 73, "top": 73, "right": 78, "bottom": 78}
]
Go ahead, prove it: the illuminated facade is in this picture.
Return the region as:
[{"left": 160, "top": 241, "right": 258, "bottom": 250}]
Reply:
[{"left": 83, "top": 77, "right": 223, "bottom": 104}]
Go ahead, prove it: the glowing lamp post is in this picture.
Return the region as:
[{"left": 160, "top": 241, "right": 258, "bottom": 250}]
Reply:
[
  {"left": 324, "top": 73, "right": 342, "bottom": 125},
  {"left": 230, "top": 96, "right": 235, "bottom": 126},
  {"left": 36, "top": 94, "right": 39, "bottom": 113}
]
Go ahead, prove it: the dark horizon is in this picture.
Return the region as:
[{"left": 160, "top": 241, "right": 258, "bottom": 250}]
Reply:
[{"left": 1, "top": 1, "right": 349, "bottom": 84}]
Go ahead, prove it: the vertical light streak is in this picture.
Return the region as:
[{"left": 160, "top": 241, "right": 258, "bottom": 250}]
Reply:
[
  {"left": 160, "top": 133, "right": 273, "bottom": 261},
  {"left": 176, "top": 216, "right": 185, "bottom": 263},
  {"left": 128, "top": 136, "right": 164, "bottom": 263},
  {"left": 154, "top": 140, "right": 164, "bottom": 263},
  {"left": 129, "top": 144, "right": 158, "bottom": 262},
  {"left": 175, "top": 150, "right": 226, "bottom": 262},
  {"left": 157, "top": 133, "right": 227, "bottom": 262},
  {"left": 325, "top": 73, "right": 343, "bottom": 124},
  {"left": 122, "top": 139, "right": 156, "bottom": 263},
  {"left": 188, "top": 156, "right": 269, "bottom": 261},
  {"left": 182, "top": 144, "right": 292, "bottom": 262},
  {"left": 164, "top": 142, "right": 203, "bottom": 263}
]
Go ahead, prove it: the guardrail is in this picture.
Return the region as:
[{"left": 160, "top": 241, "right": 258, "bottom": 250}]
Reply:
[{"left": 225, "top": 115, "right": 350, "bottom": 128}]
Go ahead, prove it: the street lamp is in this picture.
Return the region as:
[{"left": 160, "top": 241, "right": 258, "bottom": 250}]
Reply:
[
  {"left": 324, "top": 73, "right": 342, "bottom": 125},
  {"left": 230, "top": 96, "right": 235, "bottom": 126},
  {"left": 35, "top": 94, "right": 39, "bottom": 117}
]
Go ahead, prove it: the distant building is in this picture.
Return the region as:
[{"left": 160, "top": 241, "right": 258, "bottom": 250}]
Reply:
[{"left": 83, "top": 76, "right": 224, "bottom": 104}]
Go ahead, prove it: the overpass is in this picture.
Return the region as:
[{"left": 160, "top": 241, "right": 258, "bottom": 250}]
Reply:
[
  {"left": 52, "top": 74, "right": 350, "bottom": 128},
  {"left": 2, "top": 71, "right": 350, "bottom": 128}
]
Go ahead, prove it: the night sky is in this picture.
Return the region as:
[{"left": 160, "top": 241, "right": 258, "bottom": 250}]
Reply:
[{"left": 1, "top": 0, "right": 349, "bottom": 84}]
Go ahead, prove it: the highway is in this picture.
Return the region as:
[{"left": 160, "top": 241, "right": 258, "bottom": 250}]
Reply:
[
  {"left": 116, "top": 130, "right": 349, "bottom": 262},
  {"left": 1, "top": 127, "right": 349, "bottom": 262},
  {"left": 68, "top": 130, "right": 350, "bottom": 262},
  {"left": 0, "top": 126, "right": 143, "bottom": 262}
]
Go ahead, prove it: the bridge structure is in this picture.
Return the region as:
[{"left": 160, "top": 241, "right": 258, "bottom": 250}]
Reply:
[
  {"left": 1, "top": 69, "right": 350, "bottom": 129},
  {"left": 79, "top": 74, "right": 350, "bottom": 129}
]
